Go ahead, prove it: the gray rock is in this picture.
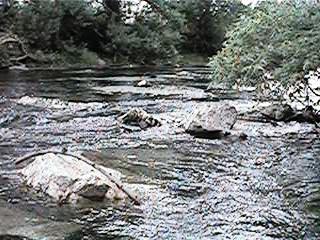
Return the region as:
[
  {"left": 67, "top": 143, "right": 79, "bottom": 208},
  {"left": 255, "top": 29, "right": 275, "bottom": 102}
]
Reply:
[
  {"left": 260, "top": 104, "right": 295, "bottom": 121},
  {"left": 118, "top": 108, "right": 161, "bottom": 129},
  {"left": 19, "top": 153, "right": 131, "bottom": 203},
  {"left": 185, "top": 104, "right": 237, "bottom": 139}
]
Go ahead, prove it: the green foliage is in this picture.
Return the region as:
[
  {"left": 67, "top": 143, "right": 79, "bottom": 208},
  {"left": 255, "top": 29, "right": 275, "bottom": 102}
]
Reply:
[
  {"left": 209, "top": 0, "right": 320, "bottom": 88},
  {"left": 168, "top": 0, "right": 244, "bottom": 55},
  {"left": 104, "top": 7, "right": 181, "bottom": 64},
  {"left": 0, "top": 0, "right": 243, "bottom": 66},
  {"left": 3, "top": 0, "right": 181, "bottom": 65},
  {"left": 56, "top": 46, "right": 101, "bottom": 67},
  {"left": 12, "top": 0, "right": 96, "bottom": 51}
]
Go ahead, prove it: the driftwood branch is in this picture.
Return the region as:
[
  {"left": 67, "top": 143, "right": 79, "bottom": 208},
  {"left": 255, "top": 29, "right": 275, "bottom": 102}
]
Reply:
[
  {"left": 10, "top": 55, "right": 29, "bottom": 62},
  {"left": 15, "top": 150, "right": 140, "bottom": 205},
  {"left": 307, "top": 84, "right": 320, "bottom": 97},
  {"left": 0, "top": 33, "right": 35, "bottom": 63},
  {"left": 0, "top": 37, "right": 18, "bottom": 45}
]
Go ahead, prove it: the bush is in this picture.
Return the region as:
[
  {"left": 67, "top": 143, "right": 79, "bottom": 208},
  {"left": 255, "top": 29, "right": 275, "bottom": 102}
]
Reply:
[
  {"left": 12, "top": 0, "right": 97, "bottom": 52},
  {"left": 104, "top": 7, "right": 181, "bottom": 64},
  {"left": 209, "top": 0, "right": 320, "bottom": 89}
]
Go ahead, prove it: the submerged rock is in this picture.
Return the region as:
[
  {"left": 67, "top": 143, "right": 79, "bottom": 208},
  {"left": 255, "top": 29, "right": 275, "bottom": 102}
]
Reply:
[
  {"left": 118, "top": 108, "right": 161, "bottom": 129},
  {"left": 185, "top": 104, "right": 237, "bottom": 139},
  {"left": 19, "top": 153, "right": 137, "bottom": 204}
]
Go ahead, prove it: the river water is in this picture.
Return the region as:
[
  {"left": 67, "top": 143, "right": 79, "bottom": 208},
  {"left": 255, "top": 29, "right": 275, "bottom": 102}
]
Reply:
[{"left": 0, "top": 66, "right": 319, "bottom": 240}]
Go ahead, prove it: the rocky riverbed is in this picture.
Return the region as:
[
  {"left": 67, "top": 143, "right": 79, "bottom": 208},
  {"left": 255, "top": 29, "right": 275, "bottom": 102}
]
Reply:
[{"left": 0, "top": 66, "right": 319, "bottom": 239}]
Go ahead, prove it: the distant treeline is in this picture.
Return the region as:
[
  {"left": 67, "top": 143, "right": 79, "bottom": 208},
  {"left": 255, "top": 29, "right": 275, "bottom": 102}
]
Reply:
[{"left": 0, "top": 0, "right": 244, "bottom": 67}]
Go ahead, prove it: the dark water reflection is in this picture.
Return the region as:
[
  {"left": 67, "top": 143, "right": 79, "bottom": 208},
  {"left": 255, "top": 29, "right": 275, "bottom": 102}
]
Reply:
[{"left": 0, "top": 66, "right": 319, "bottom": 239}]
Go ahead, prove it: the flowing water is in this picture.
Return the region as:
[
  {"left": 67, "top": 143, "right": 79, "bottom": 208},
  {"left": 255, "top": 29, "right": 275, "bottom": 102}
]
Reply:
[{"left": 0, "top": 66, "right": 319, "bottom": 240}]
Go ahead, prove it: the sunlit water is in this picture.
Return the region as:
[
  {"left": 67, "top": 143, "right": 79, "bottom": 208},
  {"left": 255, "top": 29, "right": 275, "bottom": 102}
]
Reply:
[{"left": 0, "top": 66, "right": 319, "bottom": 240}]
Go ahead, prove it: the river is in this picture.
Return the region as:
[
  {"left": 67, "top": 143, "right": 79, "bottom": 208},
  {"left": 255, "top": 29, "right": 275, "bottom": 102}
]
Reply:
[{"left": 0, "top": 66, "right": 319, "bottom": 239}]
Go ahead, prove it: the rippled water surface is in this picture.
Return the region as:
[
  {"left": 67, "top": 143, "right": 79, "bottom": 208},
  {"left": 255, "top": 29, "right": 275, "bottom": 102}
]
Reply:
[{"left": 0, "top": 66, "right": 319, "bottom": 240}]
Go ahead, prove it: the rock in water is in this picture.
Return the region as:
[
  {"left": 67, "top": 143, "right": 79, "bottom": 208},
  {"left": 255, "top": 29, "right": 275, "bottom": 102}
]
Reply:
[
  {"left": 260, "top": 104, "right": 320, "bottom": 123},
  {"left": 19, "top": 153, "right": 130, "bottom": 203},
  {"left": 118, "top": 108, "right": 161, "bottom": 129},
  {"left": 185, "top": 104, "right": 237, "bottom": 139},
  {"left": 260, "top": 104, "right": 295, "bottom": 121},
  {"left": 135, "top": 79, "right": 151, "bottom": 87}
]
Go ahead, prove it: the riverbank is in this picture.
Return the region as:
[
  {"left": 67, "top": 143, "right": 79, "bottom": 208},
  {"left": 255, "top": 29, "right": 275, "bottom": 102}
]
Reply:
[{"left": 0, "top": 51, "right": 210, "bottom": 72}]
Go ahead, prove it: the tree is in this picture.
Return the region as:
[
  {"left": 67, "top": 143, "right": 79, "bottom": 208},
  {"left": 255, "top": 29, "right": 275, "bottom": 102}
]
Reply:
[{"left": 210, "top": 0, "right": 320, "bottom": 90}]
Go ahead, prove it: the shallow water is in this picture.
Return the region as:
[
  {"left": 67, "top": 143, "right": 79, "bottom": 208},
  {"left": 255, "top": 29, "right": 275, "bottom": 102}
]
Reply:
[{"left": 0, "top": 66, "right": 319, "bottom": 240}]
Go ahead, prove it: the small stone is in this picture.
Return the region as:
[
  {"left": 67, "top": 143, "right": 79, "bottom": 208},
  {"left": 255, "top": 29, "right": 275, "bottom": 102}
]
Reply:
[
  {"left": 135, "top": 79, "right": 151, "bottom": 87},
  {"left": 255, "top": 157, "right": 265, "bottom": 165},
  {"left": 239, "top": 132, "right": 248, "bottom": 140}
]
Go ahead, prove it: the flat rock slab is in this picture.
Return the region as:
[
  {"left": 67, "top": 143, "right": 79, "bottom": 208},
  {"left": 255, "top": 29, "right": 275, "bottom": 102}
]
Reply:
[{"left": 19, "top": 153, "right": 129, "bottom": 203}]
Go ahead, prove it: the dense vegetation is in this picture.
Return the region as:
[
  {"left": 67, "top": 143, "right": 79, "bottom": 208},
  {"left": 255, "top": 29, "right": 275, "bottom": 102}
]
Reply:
[
  {"left": 0, "top": 0, "right": 243, "bottom": 67},
  {"left": 210, "top": 0, "right": 320, "bottom": 90}
]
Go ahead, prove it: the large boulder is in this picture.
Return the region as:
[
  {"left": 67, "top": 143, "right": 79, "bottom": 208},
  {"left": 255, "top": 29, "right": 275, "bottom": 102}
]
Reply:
[
  {"left": 19, "top": 153, "right": 137, "bottom": 204},
  {"left": 185, "top": 104, "right": 237, "bottom": 139}
]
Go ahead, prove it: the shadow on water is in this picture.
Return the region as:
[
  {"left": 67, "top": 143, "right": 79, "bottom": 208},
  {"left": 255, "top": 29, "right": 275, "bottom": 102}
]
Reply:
[{"left": 0, "top": 66, "right": 319, "bottom": 239}]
